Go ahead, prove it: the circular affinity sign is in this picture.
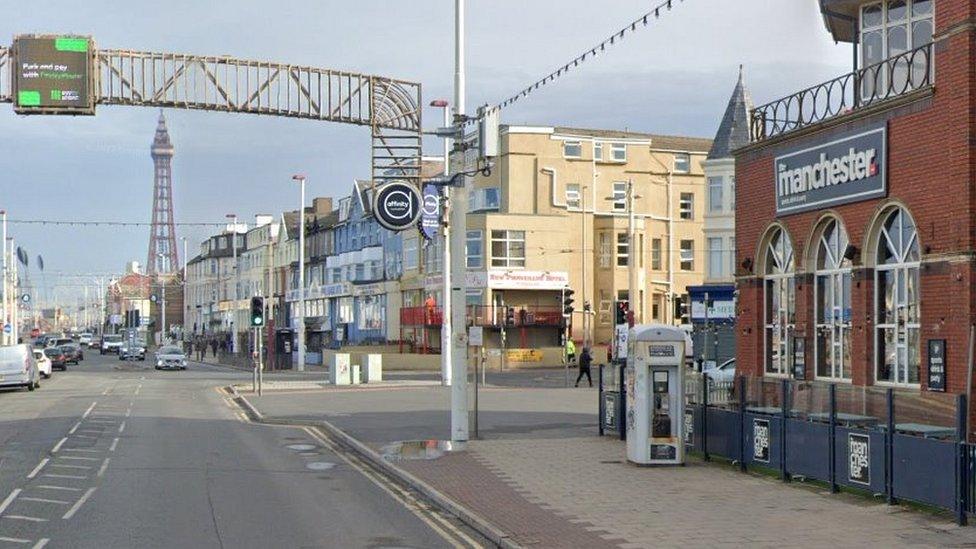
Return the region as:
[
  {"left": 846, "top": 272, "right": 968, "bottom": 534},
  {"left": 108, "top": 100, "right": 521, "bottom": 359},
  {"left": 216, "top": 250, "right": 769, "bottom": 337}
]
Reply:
[{"left": 373, "top": 182, "right": 422, "bottom": 232}]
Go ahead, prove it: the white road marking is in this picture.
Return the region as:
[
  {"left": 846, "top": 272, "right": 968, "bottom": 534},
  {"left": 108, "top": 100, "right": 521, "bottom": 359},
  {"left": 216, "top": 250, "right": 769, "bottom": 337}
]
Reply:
[
  {"left": 0, "top": 489, "right": 22, "bottom": 514},
  {"left": 50, "top": 438, "right": 67, "bottom": 453},
  {"left": 57, "top": 456, "right": 97, "bottom": 462},
  {"left": 134, "top": 384, "right": 141, "bottom": 395},
  {"left": 125, "top": 409, "right": 131, "bottom": 418},
  {"left": 118, "top": 421, "right": 126, "bottom": 434},
  {"left": 0, "top": 536, "right": 31, "bottom": 544},
  {"left": 62, "top": 487, "right": 96, "bottom": 519},
  {"left": 49, "top": 464, "right": 91, "bottom": 471},
  {"left": 67, "top": 422, "right": 82, "bottom": 435},
  {"left": 72, "top": 435, "right": 98, "bottom": 440},
  {"left": 109, "top": 438, "right": 119, "bottom": 452},
  {"left": 101, "top": 387, "right": 111, "bottom": 395},
  {"left": 35, "top": 486, "right": 81, "bottom": 492},
  {"left": 41, "top": 474, "right": 86, "bottom": 480},
  {"left": 19, "top": 497, "right": 69, "bottom": 505},
  {"left": 3, "top": 515, "right": 47, "bottom": 523},
  {"left": 97, "top": 458, "right": 110, "bottom": 477},
  {"left": 82, "top": 402, "right": 97, "bottom": 418},
  {"left": 75, "top": 430, "right": 103, "bottom": 436},
  {"left": 26, "top": 459, "right": 49, "bottom": 479},
  {"left": 31, "top": 539, "right": 49, "bottom": 549},
  {"left": 60, "top": 448, "right": 98, "bottom": 453}
]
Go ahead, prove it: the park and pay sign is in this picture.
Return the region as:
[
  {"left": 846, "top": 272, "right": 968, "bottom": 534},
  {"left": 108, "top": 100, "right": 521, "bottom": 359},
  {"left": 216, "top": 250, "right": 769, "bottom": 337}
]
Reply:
[
  {"left": 373, "top": 182, "right": 422, "bottom": 232},
  {"left": 13, "top": 35, "right": 96, "bottom": 115}
]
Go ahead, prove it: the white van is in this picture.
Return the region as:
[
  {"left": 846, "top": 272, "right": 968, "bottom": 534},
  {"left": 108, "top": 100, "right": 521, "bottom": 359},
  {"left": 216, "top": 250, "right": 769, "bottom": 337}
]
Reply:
[{"left": 0, "top": 345, "right": 41, "bottom": 391}]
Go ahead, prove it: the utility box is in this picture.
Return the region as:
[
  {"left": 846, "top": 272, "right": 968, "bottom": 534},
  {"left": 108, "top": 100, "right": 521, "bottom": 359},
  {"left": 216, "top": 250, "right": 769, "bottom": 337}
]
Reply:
[
  {"left": 626, "top": 324, "right": 687, "bottom": 466},
  {"left": 350, "top": 364, "right": 361, "bottom": 385},
  {"left": 330, "top": 353, "right": 352, "bottom": 385},
  {"left": 359, "top": 353, "right": 383, "bottom": 383}
]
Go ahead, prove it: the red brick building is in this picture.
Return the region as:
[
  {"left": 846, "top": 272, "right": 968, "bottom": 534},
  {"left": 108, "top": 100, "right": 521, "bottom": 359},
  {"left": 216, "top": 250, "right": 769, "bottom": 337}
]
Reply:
[{"left": 734, "top": 1, "right": 976, "bottom": 416}]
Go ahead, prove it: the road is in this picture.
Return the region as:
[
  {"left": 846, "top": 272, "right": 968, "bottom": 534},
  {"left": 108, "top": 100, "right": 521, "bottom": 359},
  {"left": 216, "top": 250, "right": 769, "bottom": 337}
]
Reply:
[{"left": 0, "top": 351, "right": 484, "bottom": 549}]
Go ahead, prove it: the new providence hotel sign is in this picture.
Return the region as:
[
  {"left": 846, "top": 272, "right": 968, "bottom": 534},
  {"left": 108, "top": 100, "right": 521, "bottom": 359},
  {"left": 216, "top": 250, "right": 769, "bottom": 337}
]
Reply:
[{"left": 775, "top": 124, "right": 887, "bottom": 215}]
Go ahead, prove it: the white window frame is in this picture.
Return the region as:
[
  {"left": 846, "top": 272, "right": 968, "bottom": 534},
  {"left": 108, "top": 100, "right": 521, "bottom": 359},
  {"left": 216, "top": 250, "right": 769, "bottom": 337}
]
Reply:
[
  {"left": 707, "top": 237, "right": 724, "bottom": 279},
  {"left": 679, "top": 240, "right": 694, "bottom": 271},
  {"left": 593, "top": 141, "right": 603, "bottom": 161},
  {"left": 616, "top": 232, "right": 629, "bottom": 268},
  {"left": 403, "top": 237, "right": 419, "bottom": 271},
  {"left": 599, "top": 232, "right": 612, "bottom": 268},
  {"left": 566, "top": 184, "right": 581, "bottom": 210},
  {"left": 873, "top": 207, "right": 921, "bottom": 387},
  {"left": 763, "top": 228, "right": 795, "bottom": 378},
  {"left": 465, "top": 230, "right": 483, "bottom": 269},
  {"left": 674, "top": 153, "right": 691, "bottom": 173},
  {"left": 679, "top": 193, "right": 695, "bottom": 220},
  {"left": 612, "top": 182, "right": 627, "bottom": 212},
  {"left": 610, "top": 143, "right": 627, "bottom": 162},
  {"left": 859, "top": 1, "right": 933, "bottom": 99},
  {"left": 708, "top": 177, "right": 724, "bottom": 213},
  {"left": 490, "top": 230, "right": 526, "bottom": 268},
  {"left": 814, "top": 219, "right": 853, "bottom": 382},
  {"left": 651, "top": 238, "right": 662, "bottom": 271},
  {"left": 563, "top": 140, "right": 582, "bottom": 159}
]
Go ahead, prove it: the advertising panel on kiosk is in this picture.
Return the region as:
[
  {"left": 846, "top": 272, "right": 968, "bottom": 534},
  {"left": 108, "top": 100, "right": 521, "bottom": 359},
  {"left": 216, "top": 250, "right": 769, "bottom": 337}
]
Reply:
[{"left": 625, "top": 324, "right": 687, "bottom": 466}]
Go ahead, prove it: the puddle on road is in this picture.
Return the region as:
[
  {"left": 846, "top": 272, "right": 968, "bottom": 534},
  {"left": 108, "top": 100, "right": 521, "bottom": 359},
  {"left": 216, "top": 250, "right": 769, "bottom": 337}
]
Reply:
[
  {"left": 306, "top": 461, "right": 336, "bottom": 471},
  {"left": 286, "top": 443, "right": 317, "bottom": 451},
  {"left": 380, "top": 440, "right": 466, "bottom": 462}
]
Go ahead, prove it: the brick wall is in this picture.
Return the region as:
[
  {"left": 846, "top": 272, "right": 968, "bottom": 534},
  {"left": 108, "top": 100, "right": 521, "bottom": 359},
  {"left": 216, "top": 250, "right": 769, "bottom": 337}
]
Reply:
[{"left": 734, "top": 1, "right": 976, "bottom": 399}]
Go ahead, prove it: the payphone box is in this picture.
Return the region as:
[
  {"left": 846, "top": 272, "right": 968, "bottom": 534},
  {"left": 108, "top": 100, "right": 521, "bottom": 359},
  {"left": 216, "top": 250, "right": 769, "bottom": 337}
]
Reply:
[{"left": 626, "top": 324, "right": 687, "bottom": 466}]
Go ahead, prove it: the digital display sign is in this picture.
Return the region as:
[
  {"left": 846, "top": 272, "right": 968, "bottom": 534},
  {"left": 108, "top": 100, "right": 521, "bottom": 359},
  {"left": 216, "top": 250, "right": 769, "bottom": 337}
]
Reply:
[{"left": 13, "top": 35, "right": 95, "bottom": 114}]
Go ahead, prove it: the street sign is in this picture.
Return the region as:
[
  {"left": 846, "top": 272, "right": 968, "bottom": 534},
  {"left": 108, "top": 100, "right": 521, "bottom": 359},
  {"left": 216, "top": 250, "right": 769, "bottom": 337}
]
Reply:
[
  {"left": 420, "top": 183, "right": 441, "bottom": 241},
  {"left": 13, "top": 35, "right": 96, "bottom": 115},
  {"left": 150, "top": 294, "right": 158, "bottom": 303},
  {"left": 468, "top": 326, "right": 483, "bottom": 347},
  {"left": 373, "top": 181, "right": 422, "bottom": 232},
  {"left": 21, "top": 294, "right": 30, "bottom": 303}
]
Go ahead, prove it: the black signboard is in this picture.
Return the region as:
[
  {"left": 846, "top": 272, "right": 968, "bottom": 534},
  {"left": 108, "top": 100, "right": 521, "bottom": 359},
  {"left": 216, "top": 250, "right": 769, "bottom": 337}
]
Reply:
[
  {"left": 753, "top": 419, "right": 770, "bottom": 463},
  {"left": 848, "top": 433, "right": 871, "bottom": 485},
  {"left": 13, "top": 35, "right": 95, "bottom": 114},
  {"left": 373, "top": 182, "right": 422, "bottom": 232},
  {"left": 420, "top": 183, "right": 441, "bottom": 241},
  {"left": 650, "top": 444, "right": 676, "bottom": 460},
  {"left": 602, "top": 392, "right": 618, "bottom": 432},
  {"left": 775, "top": 124, "right": 886, "bottom": 216},
  {"left": 928, "top": 339, "right": 946, "bottom": 392},
  {"left": 793, "top": 336, "right": 806, "bottom": 380}
]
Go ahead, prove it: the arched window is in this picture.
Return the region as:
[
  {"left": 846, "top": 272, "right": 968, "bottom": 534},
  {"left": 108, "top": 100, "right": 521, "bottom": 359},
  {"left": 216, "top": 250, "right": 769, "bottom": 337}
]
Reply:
[
  {"left": 764, "top": 226, "right": 795, "bottom": 376},
  {"left": 875, "top": 207, "right": 920, "bottom": 385},
  {"left": 814, "top": 218, "right": 852, "bottom": 380}
]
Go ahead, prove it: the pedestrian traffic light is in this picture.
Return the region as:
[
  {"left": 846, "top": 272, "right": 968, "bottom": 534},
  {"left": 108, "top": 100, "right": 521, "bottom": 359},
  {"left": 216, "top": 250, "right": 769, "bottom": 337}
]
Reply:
[
  {"left": 563, "top": 288, "right": 575, "bottom": 316},
  {"left": 615, "top": 301, "right": 629, "bottom": 325},
  {"left": 674, "top": 295, "right": 690, "bottom": 324},
  {"left": 250, "top": 296, "right": 265, "bottom": 327}
]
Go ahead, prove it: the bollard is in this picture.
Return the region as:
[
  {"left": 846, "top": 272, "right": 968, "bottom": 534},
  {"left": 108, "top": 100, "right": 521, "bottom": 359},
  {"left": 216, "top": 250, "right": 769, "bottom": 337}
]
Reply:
[
  {"left": 956, "top": 394, "right": 968, "bottom": 526},
  {"left": 598, "top": 364, "right": 605, "bottom": 437},
  {"left": 886, "top": 388, "right": 896, "bottom": 505},
  {"left": 828, "top": 383, "right": 837, "bottom": 493}
]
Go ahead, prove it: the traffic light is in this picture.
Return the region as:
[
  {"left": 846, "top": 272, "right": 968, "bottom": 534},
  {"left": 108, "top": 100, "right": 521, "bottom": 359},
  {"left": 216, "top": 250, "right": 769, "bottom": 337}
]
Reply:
[
  {"left": 562, "top": 288, "right": 575, "bottom": 316},
  {"left": 505, "top": 307, "right": 515, "bottom": 326},
  {"left": 674, "top": 295, "right": 690, "bottom": 324},
  {"left": 615, "top": 301, "right": 629, "bottom": 325},
  {"left": 250, "top": 296, "right": 265, "bottom": 327}
]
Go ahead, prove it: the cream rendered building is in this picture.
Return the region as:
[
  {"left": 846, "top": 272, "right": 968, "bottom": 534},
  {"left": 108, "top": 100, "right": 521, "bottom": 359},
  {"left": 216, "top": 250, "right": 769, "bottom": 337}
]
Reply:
[{"left": 460, "top": 125, "right": 712, "bottom": 346}]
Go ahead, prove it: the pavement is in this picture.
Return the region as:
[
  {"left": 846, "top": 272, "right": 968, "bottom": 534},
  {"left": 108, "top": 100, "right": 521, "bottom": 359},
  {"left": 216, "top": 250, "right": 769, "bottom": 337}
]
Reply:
[
  {"left": 0, "top": 351, "right": 485, "bottom": 548},
  {"left": 242, "top": 378, "right": 976, "bottom": 548}
]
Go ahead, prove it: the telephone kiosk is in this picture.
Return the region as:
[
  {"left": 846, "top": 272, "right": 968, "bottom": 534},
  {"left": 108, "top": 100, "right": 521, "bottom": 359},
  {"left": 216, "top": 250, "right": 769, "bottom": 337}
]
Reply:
[{"left": 625, "top": 324, "right": 686, "bottom": 466}]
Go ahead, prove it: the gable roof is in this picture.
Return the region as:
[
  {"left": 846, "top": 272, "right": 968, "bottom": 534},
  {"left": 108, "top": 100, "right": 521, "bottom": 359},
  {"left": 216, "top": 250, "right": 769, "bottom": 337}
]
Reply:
[{"left": 708, "top": 66, "right": 754, "bottom": 160}]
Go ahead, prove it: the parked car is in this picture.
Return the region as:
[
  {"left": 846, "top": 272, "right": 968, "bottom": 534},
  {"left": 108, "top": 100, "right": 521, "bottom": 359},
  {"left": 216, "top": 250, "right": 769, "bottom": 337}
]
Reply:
[
  {"left": 59, "top": 345, "right": 82, "bottom": 365},
  {"left": 89, "top": 338, "right": 101, "bottom": 351},
  {"left": 0, "top": 344, "right": 40, "bottom": 391},
  {"left": 154, "top": 345, "right": 187, "bottom": 370},
  {"left": 120, "top": 340, "right": 146, "bottom": 361},
  {"left": 100, "top": 334, "right": 123, "bottom": 354},
  {"left": 32, "top": 350, "right": 52, "bottom": 379},
  {"left": 705, "top": 358, "right": 736, "bottom": 383},
  {"left": 78, "top": 333, "right": 93, "bottom": 347},
  {"left": 44, "top": 347, "right": 69, "bottom": 371},
  {"left": 48, "top": 337, "right": 73, "bottom": 349}
]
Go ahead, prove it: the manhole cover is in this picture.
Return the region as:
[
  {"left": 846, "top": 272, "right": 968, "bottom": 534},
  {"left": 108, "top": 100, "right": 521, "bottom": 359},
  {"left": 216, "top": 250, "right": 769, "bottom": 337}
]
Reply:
[
  {"left": 306, "top": 462, "right": 336, "bottom": 471},
  {"left": 287, "top": 443, "right": 317, "bottom": 451}
]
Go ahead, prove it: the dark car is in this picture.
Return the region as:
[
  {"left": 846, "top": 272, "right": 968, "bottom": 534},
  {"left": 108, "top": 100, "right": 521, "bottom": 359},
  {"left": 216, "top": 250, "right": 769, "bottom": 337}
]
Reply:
[
  {"left": 59, "top": 345, "right": 81, "bottom": 365},
  {"left": 44, "top": 347, "right": 69, "bottom": 371}
]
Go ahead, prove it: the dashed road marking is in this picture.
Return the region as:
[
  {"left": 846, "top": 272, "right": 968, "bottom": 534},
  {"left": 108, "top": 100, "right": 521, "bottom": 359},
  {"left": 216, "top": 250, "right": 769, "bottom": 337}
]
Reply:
[
  {"left": 109, "top": 438, "right": 119, "bottom": 452},
  {"left": 31, "top": 539, "right": 49, "bottom": 549},
  {"left": 0, "top": 536, "right": 31, "bottom": 544},
  {"left": 118, "top": 421, "right": 126, "bottom": 434},
  {"left": 62, "top": 488, "right": 96, "bottom": 519},
  {"left": 82, "top": 402, "right": 97, "bottom": 418},
  {"left": 41, "top": 474, "right": 86, "bottom": 480},
  {"left": 50, "top": 438, "right": 67, "bottom": 454},
  {"left": 19, "top": 497, "right": 69, "bottom": 505},
  {"left": 26, "top": 459, "right": 48, "bottom": 480},
  {"left": 49, "top": 464, "right": 91, "bottom": 471},
  {"left": 0, "top": 489, "right": 22, "bottom": 514},
  {"left": 35, "top": 486, "right": 81, "bottom": 493},
  {"left": 57, "top": 456, "right": 97, "bottom": 462},
  {"left": 3, "top": 516, "right": 47, "bottom": 523},
  {"left": 67, "top": 422, "right": 81, "bottom": 435},
  {"left": 60, "top": 449, "right": 97, "bottom": 453},
  {"left": 97, "top": 458, "right": 110, "bottom": 478},
  {"left": 134, "top": 385, "right": 142, "bottom": 396}
]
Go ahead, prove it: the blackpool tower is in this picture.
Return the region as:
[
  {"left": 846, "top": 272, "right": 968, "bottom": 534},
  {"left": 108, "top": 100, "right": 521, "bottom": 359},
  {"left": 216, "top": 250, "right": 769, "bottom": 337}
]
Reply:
[{"left": 147, "top": 111, "right": 178, "bottom": 275}]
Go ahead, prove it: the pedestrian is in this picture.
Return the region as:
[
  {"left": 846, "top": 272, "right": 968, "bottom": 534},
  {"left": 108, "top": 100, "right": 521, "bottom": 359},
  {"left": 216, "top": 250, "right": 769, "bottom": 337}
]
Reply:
[
  {"left": 197, "top": 339, "right": 205, "bottom": 361},
  {"left": 210, "top": 338, "right": 218, "bottom": 358},
  {"left": 575, "top": 347, "right": 593, "bottom": 388},
  {"left": 565, "top": 338, "right": 577, "bottom": 365}
]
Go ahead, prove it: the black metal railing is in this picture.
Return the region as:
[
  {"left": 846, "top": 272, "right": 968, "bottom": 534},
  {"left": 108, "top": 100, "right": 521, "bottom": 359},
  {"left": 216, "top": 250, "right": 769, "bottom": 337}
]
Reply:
[{"left": 751, "top": 42, "right": 934, "bottom": 141}]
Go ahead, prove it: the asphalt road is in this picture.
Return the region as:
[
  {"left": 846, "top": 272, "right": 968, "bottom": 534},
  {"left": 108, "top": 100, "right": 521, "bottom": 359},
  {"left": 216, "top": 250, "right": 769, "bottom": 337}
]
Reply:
[{"left": 0, "top": 350, "right": 483, "bottom": 549}]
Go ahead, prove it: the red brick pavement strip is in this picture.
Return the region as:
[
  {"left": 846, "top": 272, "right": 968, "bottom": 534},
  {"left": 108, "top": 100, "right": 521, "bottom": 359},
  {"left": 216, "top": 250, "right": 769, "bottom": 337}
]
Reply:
[{"left": 398, "top": 451, "right": 621, "bottom": 548}]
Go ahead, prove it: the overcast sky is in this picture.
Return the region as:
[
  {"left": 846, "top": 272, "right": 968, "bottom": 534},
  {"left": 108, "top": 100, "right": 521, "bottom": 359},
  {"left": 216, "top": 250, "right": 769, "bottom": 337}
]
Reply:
[{"left": 0, "top": 0, "right": 850, "bottom": 304}]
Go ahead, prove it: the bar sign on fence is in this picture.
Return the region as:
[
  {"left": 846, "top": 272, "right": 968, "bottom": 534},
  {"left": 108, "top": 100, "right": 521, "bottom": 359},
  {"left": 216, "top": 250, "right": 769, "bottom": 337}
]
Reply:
[
  {"left": 848, "top": 433, "right": 870, "bottom": 485},
  {"left": 603, "top": 393, "right": 618, "bottom": 431},
  {"left": 927, "top": 339, "right": 946, "bottom": 392},
  {"left": 753, "top": 419, "right": 770, "bottom": 463}
]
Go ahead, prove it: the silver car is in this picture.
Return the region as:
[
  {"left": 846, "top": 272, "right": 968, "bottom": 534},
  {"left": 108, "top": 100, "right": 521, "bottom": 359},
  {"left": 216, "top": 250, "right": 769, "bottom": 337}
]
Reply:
[
  {"left": 154, "top": 345, "right": 187, "bottom": 370},
  {"left": 0, "top": 345, "right": 41, "bottom": 391}
]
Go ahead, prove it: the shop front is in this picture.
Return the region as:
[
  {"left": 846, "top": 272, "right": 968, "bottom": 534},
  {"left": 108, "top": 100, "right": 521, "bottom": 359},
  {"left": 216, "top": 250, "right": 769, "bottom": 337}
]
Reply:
[{"left": 735, "top": 0, "right": 974, "bottom": 428}]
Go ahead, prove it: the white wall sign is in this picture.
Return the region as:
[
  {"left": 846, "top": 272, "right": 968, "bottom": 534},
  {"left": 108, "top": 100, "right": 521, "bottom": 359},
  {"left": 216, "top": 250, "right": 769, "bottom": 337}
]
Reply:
[{"left": 468, "top": 326, "right": 483, "bottom": 347}]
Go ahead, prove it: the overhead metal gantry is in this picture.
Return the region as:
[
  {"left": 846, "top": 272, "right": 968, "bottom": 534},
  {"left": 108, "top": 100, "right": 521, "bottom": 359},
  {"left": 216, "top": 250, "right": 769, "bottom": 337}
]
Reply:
[{"left": 0, "top": 43, "right": 422, "bottom": 186}]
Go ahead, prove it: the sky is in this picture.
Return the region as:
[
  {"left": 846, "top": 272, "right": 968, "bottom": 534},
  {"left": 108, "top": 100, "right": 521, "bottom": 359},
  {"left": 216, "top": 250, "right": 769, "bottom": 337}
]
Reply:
[{"left": 0, "top": 0, "right": 851, "bottom": 305}]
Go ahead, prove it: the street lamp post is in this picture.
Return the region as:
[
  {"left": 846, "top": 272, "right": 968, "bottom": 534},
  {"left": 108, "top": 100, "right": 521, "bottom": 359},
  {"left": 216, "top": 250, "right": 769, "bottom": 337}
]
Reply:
[
  {"left": 431, "top": 98, "right": 453, "bottom": 387},
  {"left": 1, "top": 210, "right": 6, "bottom": 346},
  {"left": 158, "top": 253, "right": 167, "bottom": 343},
  {"left": 292, "top": 175, "right": 307, "bottom": 372},
  {"left": 226, "top": 213, "right": 239, "bottom": 354}
]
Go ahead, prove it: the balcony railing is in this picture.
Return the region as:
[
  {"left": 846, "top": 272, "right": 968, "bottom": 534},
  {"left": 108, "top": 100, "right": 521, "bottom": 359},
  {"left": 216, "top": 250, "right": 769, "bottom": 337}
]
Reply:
[
  {"left": 751, "top": 42, "right": 933, "bottom": 142},
  {"left": 400, "top": 305, "right": 565, "bottom": 328}
]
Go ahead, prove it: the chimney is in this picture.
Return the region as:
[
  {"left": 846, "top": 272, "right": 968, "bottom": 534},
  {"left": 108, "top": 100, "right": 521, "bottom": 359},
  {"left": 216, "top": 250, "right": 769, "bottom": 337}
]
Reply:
[{"left": 312, "top": 197, "right": 333, "bottom": 215}]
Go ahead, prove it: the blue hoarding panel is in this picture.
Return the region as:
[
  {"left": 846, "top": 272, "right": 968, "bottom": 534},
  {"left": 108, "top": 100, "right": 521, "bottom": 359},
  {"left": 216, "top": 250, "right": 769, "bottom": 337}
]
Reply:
[
  {"left": 744, "top": 413, "right": 781, "bottom": 467},
  {"left": 892, "top": 434, "right": 956, "bottom": 509},
  {"left": 834, "top": 427, "right": 886, "bottom": 495},
  {"left": 705, "top": 407, "right": 740, "bottom": 460},
  {"left": 784, "top": 419, "right": 830, "bottom": 482}
]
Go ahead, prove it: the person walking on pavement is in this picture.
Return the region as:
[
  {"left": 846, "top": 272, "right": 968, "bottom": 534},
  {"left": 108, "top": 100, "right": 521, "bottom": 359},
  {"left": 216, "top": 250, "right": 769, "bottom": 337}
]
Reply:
[
  {"left": 575, "top": 347, "right": 593, "bottom": 387},
  {"left": 210, "top": 338, "right": 218, "bottom": 358},
  {"left": 566, "top": 338, "right": 577, "bottom": 365}
]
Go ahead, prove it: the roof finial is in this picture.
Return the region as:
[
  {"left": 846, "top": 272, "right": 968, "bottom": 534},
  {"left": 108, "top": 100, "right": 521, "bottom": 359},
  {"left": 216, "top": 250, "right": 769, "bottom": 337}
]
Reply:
[{"left": 738, "top": 64, "right": 744, "bottom": 83}]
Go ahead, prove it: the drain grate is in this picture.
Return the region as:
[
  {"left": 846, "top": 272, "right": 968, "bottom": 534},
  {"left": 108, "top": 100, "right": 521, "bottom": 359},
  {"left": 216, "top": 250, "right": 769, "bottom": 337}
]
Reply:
[{"left": 599, "top": 460, "right": 623, "bottom": 464}]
